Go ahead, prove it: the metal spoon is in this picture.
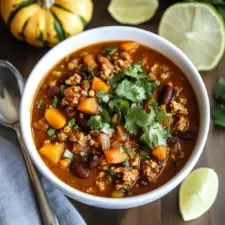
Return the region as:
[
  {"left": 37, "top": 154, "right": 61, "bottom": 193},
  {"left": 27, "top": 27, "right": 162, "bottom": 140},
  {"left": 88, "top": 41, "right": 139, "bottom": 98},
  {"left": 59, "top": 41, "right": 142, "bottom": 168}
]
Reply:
[{"left": 0, "top": 60, "right": 59, "bottom": 225}]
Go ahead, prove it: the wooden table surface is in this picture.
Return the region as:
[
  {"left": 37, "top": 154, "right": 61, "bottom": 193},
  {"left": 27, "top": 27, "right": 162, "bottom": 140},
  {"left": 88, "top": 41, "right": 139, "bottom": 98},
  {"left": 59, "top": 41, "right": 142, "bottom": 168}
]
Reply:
[{"left": 0, "top": 1, "right": 224, "bottom": 225}]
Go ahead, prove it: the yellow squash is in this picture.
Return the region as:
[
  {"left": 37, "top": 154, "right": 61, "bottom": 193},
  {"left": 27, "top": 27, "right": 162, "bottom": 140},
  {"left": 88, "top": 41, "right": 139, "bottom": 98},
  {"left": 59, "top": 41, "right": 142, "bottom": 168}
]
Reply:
[{"left": 0, "top": 0, "right": 93, "bottom": 47}]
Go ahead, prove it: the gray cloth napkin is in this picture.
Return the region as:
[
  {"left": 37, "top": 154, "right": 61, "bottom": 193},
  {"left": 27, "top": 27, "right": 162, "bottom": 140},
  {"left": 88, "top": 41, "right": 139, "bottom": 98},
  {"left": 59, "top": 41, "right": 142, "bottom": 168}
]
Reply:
[{"left": 0, "top": 136, "right": 87, "bottom": 225}]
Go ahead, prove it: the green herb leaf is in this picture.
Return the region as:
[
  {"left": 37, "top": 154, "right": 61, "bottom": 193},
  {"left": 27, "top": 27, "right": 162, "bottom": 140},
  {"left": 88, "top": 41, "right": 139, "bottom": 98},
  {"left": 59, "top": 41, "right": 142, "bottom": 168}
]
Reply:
[
  {"left": 214, "top": 78, "right": 225, "bottom": 103},
  {"left": 116, "top": 79, "right": 146, "bottom": 102},
  {"left": 212, "top": 104, "right": 225, "bottom": 127},
  {"left": 123, "top": 160, "right": 130, "bottom": 168},
  {"left": 108, "top": 98, "right": 130, "bottom": 113},
  {"left": 36, "top": 99, "right": 43, "bottom": 109},
  {"left": 100, "top": 109, "right": 111, "bottom": 123},
  {"left": 88, "top": 115, "right": 113, "bottom": 134},
  {"left": 53, "top": 96, "right": 59, "bottom": 108},
  {"left": 120, "top": 146, "right": 136, "bottom": 159},
  {"left": 96, "top": 91, "right": 110, "bottom": 103},
  {"left": 68, "top": 118, "right": 78, "bottom": 128},
  {"left": 104, "top": 45, "right": 117, "bottom": 55},
  {"left": 63, "top": 149, "right": 74, "bottom": 159},
  {"left": 124, "top": 63, "right": 147, "bottom": 79},
  {"left": 136, "top": 79, "right": 156, "bottom": 98},
  {"left": 109, "top": 72, "right": 125, "bottom": 90},
  {"left": 140, "top": 150, "right": 150, "bottom": 160},
  {"left": 47, "top": 128, "right": 56, "bottom": 139},
  {"left": 141, "top": 123, "right": 169, "bottom": 148}
]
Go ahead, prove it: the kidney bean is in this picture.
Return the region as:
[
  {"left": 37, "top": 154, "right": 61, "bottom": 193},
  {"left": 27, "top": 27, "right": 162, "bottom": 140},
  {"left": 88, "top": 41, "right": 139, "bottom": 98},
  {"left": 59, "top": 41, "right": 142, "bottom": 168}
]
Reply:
[
  {"left": 177, "top": 130, "right": 194, "bottom": 140},
  {"left": 139, "top": 177, "right": 149, "bottom": 186},
  {"left": 47, "top": 86, "right": 60, "bottom": 97},
  {"left": 74, "top": 113, "right": 90, "bottom": 131},
  {"left": 70, "top": 161, "right": 90, "bottom": 178},
  {"left": 159, "top": 85, "right": 173, "bottom": 105},
  {"left": 167, "top": 136, "right": 180, "bottom": 145},
  {"left": 89, "top": 156, "right": 99, "bottom": 169}
]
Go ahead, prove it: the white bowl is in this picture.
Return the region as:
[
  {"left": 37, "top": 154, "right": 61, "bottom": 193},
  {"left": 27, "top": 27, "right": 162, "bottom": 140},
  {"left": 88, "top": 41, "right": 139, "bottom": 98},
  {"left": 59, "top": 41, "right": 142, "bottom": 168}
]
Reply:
[{"left": 20, "top": 26, "right": 210, "bottom": 209}]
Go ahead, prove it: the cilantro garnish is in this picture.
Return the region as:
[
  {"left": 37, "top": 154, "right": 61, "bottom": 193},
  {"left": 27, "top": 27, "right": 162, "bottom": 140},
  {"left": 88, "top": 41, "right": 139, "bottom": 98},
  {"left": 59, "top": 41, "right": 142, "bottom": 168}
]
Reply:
[
  {"left": 119, "top": 146, "right": 136, "bottom": 159},
  {"left": 140, "top": 150, "right": 150, "bottom": 160},
  {"left": 68, "top": 118, "right": 78, "bottom": 128},
  {"left": 96, "top": 91, "right": 110, "bottom": 103},
  {"left": 36, "top": 99, "right": 43, "bottom": 109},
  {"left": 115, "top": 79, "right": 146, "bottom": 102},
  {"left": 52, "top": 96, "right": 59, "bottom": 108},
  {"left": 108, "top": 98, "right": 130, "bottom": 113},
  {"left": 212, "top": 78, "right": 225, "bottom": 127},
  {"left": 47, "top": 128, "right": 56, "bottom": 139},
  {"left": 63, "top": 149, "right": 74, "bottom": 159},
  {"left": 88, "top": 115, "right": 113, "bottom": 134},
  {"left": 123, "top": 160, "right": 130, "bottom": 168},
  {"left": 104, "top": 46, "right": 117, "bottom": 55},
  {"left": 124, "top": 63, "right": 147, "bottom": 79}
]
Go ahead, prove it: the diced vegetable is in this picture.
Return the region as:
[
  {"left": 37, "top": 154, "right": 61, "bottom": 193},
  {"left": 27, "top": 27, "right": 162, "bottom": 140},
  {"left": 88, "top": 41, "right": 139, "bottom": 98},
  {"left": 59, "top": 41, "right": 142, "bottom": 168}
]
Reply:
[
  {"left": 116, "top": 125, "right": 128, "bottom": 141},
  {"left": 92, "top": 77, "right": 110, "bottom": 93},
  {"left": 112, "top": 190, "right": 125, "bottom": 198},
  {"left": 98, "top": 133, "right": 110, "bottom": 150},
  {"left": 152, "top": 145, "right": 167, "bottom": 161},
  {"left": 120, "top": 41, "right": 139, "bottom": 52},
  {"left": 77, "top": 98, "right": 99, "bottom": 114},
  {"left": 39, "top": 143, "right": 64, "bottom": 164},
  {"left": 59, "top": 158, "right": 72, "bottom": 169},
  {"left": 45, "top": 108, "right": 66, "bottom": 129},
  {"left": 63, "top": 149, "right": 74, "bottom": 159},
  {"left": 104, "top": 148, "right": 128, "bottom": 164}
]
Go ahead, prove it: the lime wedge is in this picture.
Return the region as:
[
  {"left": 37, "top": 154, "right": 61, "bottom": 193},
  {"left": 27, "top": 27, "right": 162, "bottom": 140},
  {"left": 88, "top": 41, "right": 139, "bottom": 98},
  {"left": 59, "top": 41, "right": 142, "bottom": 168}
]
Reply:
[
  {"left": 108, "top": 0, "right": 159, "bottom": 25},
  {"left": 179, "top": 168, "right": 219, "bottom": 221},
  {"left": 158, "top": 3, "right": 225, "bottom": 71}
]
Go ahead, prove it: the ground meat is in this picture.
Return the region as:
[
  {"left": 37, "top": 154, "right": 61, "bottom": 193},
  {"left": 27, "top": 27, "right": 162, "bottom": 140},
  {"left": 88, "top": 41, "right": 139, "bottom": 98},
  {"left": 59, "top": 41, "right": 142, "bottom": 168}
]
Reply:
[
  {"left": 57, "top": 125, "right": 72, "bottom": 142},
  {"left": 173, "top": 116, "right": 189, "bottom": 132},
  {"left": 81, "top": 79, "right": 91, "bottom": 91},
  {"left": 169, "top": 143, "right": 184, "bottom": 161},
  {"left": 33, "top": 118, "right": 49, "bottom": 132},
  {"left": 142, "top": 160, "right": 161, "bottom": 182},
  {"left": 67, "top": 58, "right": 80, "bottom": 71},
  {"left": 98, "top": 56, "right": 114, "bottom": 79},
  {"left": 83, "top": 54, "right": 98, "bottom": 69},
  {"left": 170, "top": 100, "right": 188, "bottom": 115},
  {"left": 130, "top": 154, "right": 141, "bottom": 168},
  {"left": 62, "top": 86, "right": 81, "bottom": 106},
  {"left": 151, "top": 63, "right": 170, "bottom": 78},
  {"left": 96, "top": 171, "right": 107, "bottom": 192},
  {"left": 115, "top": 168, "right": 139, "bottom": 190},
  {"left": 65, "top": 74, "right": 81, "bottom": 85}
]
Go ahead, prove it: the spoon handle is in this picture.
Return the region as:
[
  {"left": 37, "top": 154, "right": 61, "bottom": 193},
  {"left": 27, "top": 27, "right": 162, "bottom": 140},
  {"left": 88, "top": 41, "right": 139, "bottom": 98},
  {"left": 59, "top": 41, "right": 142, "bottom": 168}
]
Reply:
[{"left": 14, "top": 127, "right": 59, "bottom": 225}]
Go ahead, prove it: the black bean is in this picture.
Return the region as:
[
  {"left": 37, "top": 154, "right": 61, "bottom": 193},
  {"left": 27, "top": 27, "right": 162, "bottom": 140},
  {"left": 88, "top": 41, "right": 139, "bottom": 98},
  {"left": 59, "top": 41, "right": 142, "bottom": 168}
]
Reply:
[
  {"left": 139, "top": 177, "right": 149, "bottom": 186},
  {"left": 159, "top": 85, "right": 173, "bottom": 105},
  {"left": 89, "top": 156, "right": 99, "bottom": 169},
  {"left": 74, "top": 113, "right": 90, "bottom": 131},
  {"left": 70, "top": 161, "right": 90, "bottom": 178},
  {"left": 47, "top": 86, "right": 60, "bottom": 97},
  {"left": 167, "top": 136, "right": 180, "bottom": 145}
]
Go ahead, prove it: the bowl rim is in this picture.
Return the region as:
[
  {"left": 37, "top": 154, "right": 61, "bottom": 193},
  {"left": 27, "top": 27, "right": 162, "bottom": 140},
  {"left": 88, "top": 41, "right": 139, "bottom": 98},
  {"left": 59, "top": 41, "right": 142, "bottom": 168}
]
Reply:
[{"left": 20, "top": 26, "right": 210, "bottom": 209}]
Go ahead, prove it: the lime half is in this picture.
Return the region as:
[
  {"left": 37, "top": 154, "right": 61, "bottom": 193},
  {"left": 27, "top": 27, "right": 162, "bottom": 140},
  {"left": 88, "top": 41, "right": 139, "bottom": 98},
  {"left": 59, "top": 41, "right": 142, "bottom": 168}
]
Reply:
[
  {"left": 158, "top": 3, "right": 225, "bottom": 71},
  {"left": 108, "top": 0, "right": 159, "bottom": 25},
  {"left": 179, "top": 168, "right": 219, "bottom": 221}
]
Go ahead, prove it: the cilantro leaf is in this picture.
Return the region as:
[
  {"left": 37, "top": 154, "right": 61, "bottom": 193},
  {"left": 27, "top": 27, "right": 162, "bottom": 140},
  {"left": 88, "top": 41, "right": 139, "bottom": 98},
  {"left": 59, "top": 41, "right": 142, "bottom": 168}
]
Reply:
[
  {"left": 116, "top": 79, "right": 146, "bottom": 102},
  {"left": 47, "top": 128, "right": 56, "bottom": 139},
  {"left": 96, "top": 91, "right": 110, "bottom": 103},
  {"left": 125, "top": 105, "right": 151, "bottom": 134},
  {"left": 36, "top": 99, "right": 43, "bottom": 109},
  {"left": 214, "top": 78, "right": 225, "bottom": 103},
  {"left": 108, "top": 98, "right": 130, "bottom": 113},
  {"left": 140, "top": 150, "right": 150, "bottom": 160},
  {"left": 52, "top": 96, "right": 59, "bottom": 108},
  {"left": 124, "top": 63, "right": 147, "bottom": 79},
  {"left": 212, "top": 104, "right": 225, "bottom": 127},
  {"left": 104, "top": 45, "right": 117, "bottom": 55},
  {"left": 68, "top": 118, "right": 78, "bottom": 128},
  {"left": 140, "top": 123, "right": 169, "bottom": 148},
  {"left": 136, "top": 79, "right": 156, "bottom": 98},
  {"left": 109, "top": 72, "right": 125, "bottom": 90},
  {"left": 88, "top": 115, "right": 113, "bottom": 134},
  {"left": 100, "top": 109, "right": 111, "bottom": 123}
]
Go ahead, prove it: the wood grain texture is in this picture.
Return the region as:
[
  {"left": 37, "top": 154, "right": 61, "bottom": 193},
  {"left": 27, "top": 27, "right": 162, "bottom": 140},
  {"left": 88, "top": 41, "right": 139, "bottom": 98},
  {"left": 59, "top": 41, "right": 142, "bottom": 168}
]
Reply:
[{"left": 0, "top": 1, "right": 224, "bottom": 225}]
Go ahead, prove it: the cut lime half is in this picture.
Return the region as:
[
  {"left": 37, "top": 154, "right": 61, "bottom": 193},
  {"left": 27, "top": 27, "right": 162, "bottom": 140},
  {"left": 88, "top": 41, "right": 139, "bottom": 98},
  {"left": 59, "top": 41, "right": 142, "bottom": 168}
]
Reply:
[
  {"left": 179, "top": 168, "right": 219, "bottom": 221},
  {"left": 108, "top": 0, "right": 159, "bottom": 25},
  {"left": 158, "top": 3, "right": 225, "bottom": 71}
]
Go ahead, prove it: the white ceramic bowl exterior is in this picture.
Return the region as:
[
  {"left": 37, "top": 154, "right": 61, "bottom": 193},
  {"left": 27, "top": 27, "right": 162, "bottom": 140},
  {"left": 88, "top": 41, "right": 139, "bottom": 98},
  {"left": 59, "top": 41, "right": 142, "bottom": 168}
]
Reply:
[{"left": 20, "top": 26, "right": 210, "bottom": 209}]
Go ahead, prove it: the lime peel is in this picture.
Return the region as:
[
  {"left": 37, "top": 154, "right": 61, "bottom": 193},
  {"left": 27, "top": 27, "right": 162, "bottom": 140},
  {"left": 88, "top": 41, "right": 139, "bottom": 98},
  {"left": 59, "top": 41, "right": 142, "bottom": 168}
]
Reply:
[
  {"left": 179, "top": 167, "right": 219, "bottom": 221},
  {"left": 108, "top": 0, "right": 159, "bottom": 25},
  {"left": 158, "top": 3, "right": 225, "bottom": 71}
]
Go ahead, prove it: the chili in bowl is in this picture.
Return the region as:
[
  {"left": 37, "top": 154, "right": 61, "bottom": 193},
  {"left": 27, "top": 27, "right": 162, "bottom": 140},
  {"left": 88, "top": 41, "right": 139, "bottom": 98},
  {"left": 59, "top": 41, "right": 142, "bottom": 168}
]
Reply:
[{"left": 20, "top": 26, "right": 210, "bottom": 209}]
